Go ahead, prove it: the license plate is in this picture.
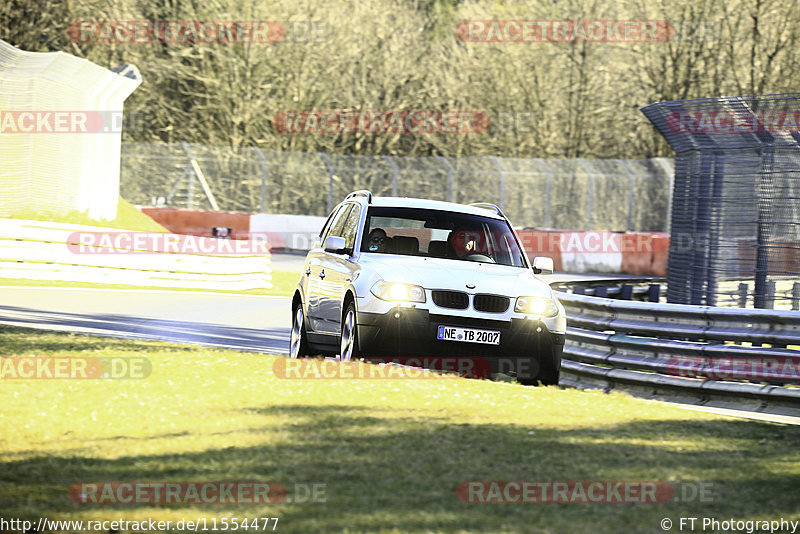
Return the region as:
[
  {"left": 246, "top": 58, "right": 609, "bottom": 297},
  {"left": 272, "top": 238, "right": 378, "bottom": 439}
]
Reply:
[{"left": 437, "top": 325, "right": 500, "bottom": 345}]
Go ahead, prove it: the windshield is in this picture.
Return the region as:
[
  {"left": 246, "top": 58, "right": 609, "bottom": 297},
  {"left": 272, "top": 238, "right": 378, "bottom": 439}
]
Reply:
[{"left": 360, "top": 207, "right": 527, "bottom": 268}]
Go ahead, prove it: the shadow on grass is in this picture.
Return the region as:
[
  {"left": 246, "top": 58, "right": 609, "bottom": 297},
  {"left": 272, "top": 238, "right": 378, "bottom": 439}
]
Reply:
[
  {"left": 1, "top": 404, "right": 799, "bottom": 533},
  {"left": 0, "top": 324, "right": 202, "bottom": 355}
]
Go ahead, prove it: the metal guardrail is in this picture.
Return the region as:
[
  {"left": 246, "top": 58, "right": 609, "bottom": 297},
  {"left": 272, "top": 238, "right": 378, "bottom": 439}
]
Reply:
[{"left": 553, "top": 283, "right": 800, "bottom": 412}]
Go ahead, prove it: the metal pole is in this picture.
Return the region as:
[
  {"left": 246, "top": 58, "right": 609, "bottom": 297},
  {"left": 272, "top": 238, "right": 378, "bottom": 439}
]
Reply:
[
  {"left": 490, "top": 156, "right": 506, "bottom": 211},
  {"left": 765, "top": 281, "right": 776, "bottom": 310},
  {"left": 166, "top": 164, "right": 190, "bottom": 206},
  {"left": 577, "top": 158, "right": 595, "bottom": 230},
  {"left": 181, "top": 142, "right": 220, "bottom": 211},
  {"left": 382, "top": 155, "right": 399, "bottom": 197},
  {"left": 252, "top": 147, "right": 268, "bottom": 213},
  {"left": 737, "top": 283, "right": 748, "bottom": 308},
  {"left": 754, "top": 146, "right": 775, "bottom": 309},
  {"left": 618, "top": 159, "right": 637, "bottom": 231},
  {"left": 187, "top": 164, "right": 195, "bottom": 210},
  {"left": 319, "top": 152, "right": 335, "bottom": 213},
  {"left": 437, "top": 156, "right": 454, "bottom": 202},
  {"left": 537, "top": 159, "right": 554, "bottom": 228}
]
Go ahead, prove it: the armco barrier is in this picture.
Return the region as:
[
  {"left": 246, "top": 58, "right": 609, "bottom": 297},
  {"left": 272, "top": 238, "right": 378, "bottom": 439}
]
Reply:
[
  {"left": 554, "top": 287, "right": 800, "bottom": 411},
  {"left": 0, "top": 219, "right": 271, "bottom": 291}
]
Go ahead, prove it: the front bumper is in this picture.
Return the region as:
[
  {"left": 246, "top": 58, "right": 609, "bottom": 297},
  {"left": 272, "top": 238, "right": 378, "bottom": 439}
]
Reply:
[{"left": 356, "top": 306, "right": 565, "bottom": 378}]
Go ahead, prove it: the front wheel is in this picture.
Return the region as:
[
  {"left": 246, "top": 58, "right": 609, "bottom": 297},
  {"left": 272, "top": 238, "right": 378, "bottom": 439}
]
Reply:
[
  {"left": 339, "top": 302, "right": 360, "bottom": 361},
  {"left": 290, "top": 304, "right": 310, "bottom": 358}
]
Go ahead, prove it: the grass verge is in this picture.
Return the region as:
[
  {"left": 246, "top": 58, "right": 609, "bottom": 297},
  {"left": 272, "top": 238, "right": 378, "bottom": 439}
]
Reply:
[
  {"left": 1, "top": 326, "right": 799, "bottom": 533},
  {"left": 6, "top": 197, "right": 169, "bottom": 233}
]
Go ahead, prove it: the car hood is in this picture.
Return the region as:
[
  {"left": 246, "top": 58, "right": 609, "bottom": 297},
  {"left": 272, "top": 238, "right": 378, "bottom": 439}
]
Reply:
[{"left": 359, "top": 254, "right": 553, "bottom": 298}]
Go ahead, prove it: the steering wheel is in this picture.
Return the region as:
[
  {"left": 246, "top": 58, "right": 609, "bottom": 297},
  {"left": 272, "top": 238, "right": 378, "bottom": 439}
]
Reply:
[{"left": 464, "top": 254, "right": 495, "bottom": 263}]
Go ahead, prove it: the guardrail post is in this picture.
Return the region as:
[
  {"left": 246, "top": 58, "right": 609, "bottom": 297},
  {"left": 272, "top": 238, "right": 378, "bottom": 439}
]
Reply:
[
  {"left": 620, "top": 284, "right": 634, "bottom": 300},
  {"left": 793, "top": 282, "right": 800, "bottom": 311},
  {"left": 647, "top": 284, "right": 660, "bottom": 303},
  {"left": 737, "top": 283, "right": 748, "bottom": 308},
  {"left": 765, "top": 281, "right": 776, "bottom": 310}
]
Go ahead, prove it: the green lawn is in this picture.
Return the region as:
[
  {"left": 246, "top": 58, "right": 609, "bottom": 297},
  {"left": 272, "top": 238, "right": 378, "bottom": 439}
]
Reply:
[
  {"left": 1, "top": 326, "right": 799, "bottom": 533},
  {"left": 6, "top": 197, "right": 168, "bottom": 233}
]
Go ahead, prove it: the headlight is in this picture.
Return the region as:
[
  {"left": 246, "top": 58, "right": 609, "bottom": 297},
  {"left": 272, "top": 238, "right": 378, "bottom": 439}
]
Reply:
[
  {"left": 371, "top": 281, "right": 426, "bottom": 303},
  {"left": 514, "top": 296, "right": 559, "bottom": 317}
]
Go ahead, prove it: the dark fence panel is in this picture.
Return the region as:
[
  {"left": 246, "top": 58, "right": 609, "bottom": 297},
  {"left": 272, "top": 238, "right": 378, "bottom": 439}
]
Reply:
[{"left": 642, "top": 93, "right": 800, "bottom": 309}]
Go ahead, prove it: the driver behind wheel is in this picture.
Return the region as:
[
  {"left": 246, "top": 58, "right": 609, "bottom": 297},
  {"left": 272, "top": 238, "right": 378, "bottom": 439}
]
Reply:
[{"left": 447, "top": 228, "right": 479, "bottom": 259}]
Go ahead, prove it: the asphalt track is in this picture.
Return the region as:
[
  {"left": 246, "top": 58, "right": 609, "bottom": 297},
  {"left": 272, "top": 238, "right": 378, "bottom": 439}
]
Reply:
[
  {"left": 0, "top": 269, "right": 639, "bottom": 356},
  {"left": 0, "top": 287, "right": 292, "bottom": 354}
]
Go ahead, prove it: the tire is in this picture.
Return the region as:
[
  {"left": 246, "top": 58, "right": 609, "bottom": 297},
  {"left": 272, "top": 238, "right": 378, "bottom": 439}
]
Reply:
[
  {"left": 289, "top": 303, "right": 310, "bottom": 358},
  {"left": 339, "top": 301, "right": 360, "bottom": 361}
]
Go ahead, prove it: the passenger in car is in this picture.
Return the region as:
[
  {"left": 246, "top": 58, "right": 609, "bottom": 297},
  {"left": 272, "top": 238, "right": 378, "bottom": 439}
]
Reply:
[{"left": 366, "top": 228, "right": 392, "bottom": 253}]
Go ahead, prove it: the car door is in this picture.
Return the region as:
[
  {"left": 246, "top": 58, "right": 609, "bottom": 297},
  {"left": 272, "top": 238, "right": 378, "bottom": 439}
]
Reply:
[
  {"left": 306, "top": 204, "right": 350, "bottom": 332},
  {"left": 316, "top": 203, "right": 361, "bottom": 334}
]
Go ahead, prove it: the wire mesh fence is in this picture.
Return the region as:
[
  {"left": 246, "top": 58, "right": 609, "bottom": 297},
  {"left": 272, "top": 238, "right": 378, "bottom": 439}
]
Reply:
[
  {"left": 642, "top": 92, "right": 800, "bottom": 309},
  {"left": 120, "top": 143, "right": 674, "bottom": 232}
]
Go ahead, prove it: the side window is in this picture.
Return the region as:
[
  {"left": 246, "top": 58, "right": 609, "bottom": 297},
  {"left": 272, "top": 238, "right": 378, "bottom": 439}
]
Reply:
[
  {"left": 329, "top": 204, "right": 353, "bottom": 238},
  {"left": 320, "top": 205, "right": 349, "bottom": 244},
  {"left": 341, "top": 205, "right": 361, "bottom": 250}
]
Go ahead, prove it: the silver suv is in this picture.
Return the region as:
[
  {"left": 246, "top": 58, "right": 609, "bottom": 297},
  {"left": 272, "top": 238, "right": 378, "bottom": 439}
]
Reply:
[{"left": 290, "top": 191, "right": 566, "bottom": 385}]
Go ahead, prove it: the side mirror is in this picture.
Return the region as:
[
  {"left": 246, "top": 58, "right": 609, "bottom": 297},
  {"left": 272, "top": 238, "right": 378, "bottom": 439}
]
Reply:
[
  {"left": 532, "top": 256, "right": 554, "bottom": 275},
  {"left": 324, "top": 235, "right": 348, "bottom": 254}
]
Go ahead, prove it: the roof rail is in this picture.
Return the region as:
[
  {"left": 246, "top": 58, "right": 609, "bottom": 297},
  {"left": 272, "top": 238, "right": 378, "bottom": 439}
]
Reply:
[
  {"left": 345, "top": 190, "right": 373, "bottom": 203},
  {"left": 469, "top": 202, "right": 504, "bottom": 217}
]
